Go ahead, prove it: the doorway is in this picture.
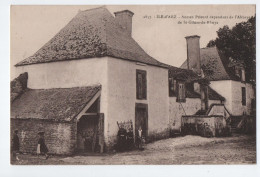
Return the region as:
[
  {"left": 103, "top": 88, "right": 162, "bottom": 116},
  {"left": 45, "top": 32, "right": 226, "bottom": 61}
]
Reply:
[
  {"left": 77, "top": 115, "right": 99, "bottom": 153},
  {"left": 135, "top": 103, "right": 148, "bottom": 141}
]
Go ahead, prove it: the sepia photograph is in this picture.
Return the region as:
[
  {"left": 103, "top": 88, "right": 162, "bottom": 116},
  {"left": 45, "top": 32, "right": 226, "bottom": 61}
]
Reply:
[{"left": 10, "top": 5, "right": 256, "bottom": 165}]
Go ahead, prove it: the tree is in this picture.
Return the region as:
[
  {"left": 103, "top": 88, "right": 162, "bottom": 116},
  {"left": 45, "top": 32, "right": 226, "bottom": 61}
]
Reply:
[
  {"left": 206, "top": 16, "right": 256, "bottom": 83},
  {"left": 206, "top": 40, "right": 216, "bottom": 48}
]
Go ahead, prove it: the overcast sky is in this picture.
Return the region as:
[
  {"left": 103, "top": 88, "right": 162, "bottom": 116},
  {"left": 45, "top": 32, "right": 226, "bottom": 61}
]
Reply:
[{"left": 10, "top": 5, "right": 255, "bottom": 79}]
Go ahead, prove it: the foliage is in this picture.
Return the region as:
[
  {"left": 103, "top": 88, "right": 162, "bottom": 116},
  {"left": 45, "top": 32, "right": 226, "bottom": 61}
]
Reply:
[
  {"left": 206, "top": 40, "right": 216, "bottom": 48},
  {"left": 206, "top": 16, "right": 256, "bottom": 83}
]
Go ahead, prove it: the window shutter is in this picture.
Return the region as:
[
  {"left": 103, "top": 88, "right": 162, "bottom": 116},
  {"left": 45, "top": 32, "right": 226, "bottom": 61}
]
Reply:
[
  {"left": 136, "top": 70, "right": 147, "bottom": 100},
  {"left": 182, "top": 83, "right": 186, "bottom": 101},
  {"left": 176, "top": 81, "right": 179, "bottom": 101},
  {"left": 177, "top": 82, "right": 186, "bottom": 102},
  {"left": 173, "top": 80, "right": 177, "bottom": 94},
  {"left": 242, "top": 87, "right": 246, "bottom": 106},
  {"left": 137, "top": 73, "right": 142, "bottom": 99},
  {"left": 179, "top": 84, "right": 183, "bottom": 101},
  {"left": 169, "top": 78, "right": 175, "bottom": 97},
  {"left": 142, "top": 72, "right": 147, "bottom": 99}
]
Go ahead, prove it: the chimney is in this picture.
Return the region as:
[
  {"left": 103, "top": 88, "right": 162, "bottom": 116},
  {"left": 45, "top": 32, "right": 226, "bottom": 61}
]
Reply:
[
  {"left": 185, "top": 35, "right": 201, "bottom": 75},
  {"left": 194, "top": 82, "right": 200, "bottom": 94},
  {"left": 114, "top": 10, "right": 134, "bottom": 36}
]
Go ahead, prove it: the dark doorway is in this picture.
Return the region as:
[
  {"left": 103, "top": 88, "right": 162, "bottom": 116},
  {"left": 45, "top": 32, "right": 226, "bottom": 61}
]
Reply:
[
  {"left": 77, "top": 113, "right": 104, "bottom": 153},
  {"left": 77, "top": 115, "right": 99, "bottom": 153},
  {"left": 135, "top": 103, "right": 148, "bottom": 141}
]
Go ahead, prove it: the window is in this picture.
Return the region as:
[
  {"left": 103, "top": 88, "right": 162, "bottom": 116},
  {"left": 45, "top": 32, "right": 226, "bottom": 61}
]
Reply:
[
  {"left": 169, "top": 77, "right": 177, "bottom": 97},
  {"left": 241, "top": 69, "right": 245, "bottom": 82},
  {"left": 136, "top": 70, "right": 147, "bottom": 100},
  {"left": 235, "top": 66, "right": 246, "bottom": 82},
  {"left": 177, "top": 82, "right": 186, "bottom": 102},
  {"left": 242, "top": 87, "right": 246, "bottom": 106}
]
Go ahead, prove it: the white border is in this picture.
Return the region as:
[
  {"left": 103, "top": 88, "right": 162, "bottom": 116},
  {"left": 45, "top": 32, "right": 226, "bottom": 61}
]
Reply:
[{"left": 1, "top": 1, "right": 259, "bottom": 177}]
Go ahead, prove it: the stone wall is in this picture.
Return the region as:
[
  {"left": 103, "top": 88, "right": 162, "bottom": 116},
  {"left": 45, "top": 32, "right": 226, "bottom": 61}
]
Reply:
[
  {"left": 169, "top": 96, "right": 221, "bottom": 133},
  {"left": 181, "top": 115, "right": 230, "bottom": 137},
  {"left": 11, "top": 118, "right": 76, "bottom": 155},
  {"left": 169, "top": 98, "right": 201, "bottom": 132}
]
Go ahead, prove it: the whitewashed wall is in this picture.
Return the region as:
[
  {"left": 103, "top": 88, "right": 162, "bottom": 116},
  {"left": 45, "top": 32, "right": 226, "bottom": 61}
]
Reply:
[
  {"left": 15, "top": 57, "right": 170, "bottom": 147},
  {"left": 169, "top": 98, "right": 200, "bottom": 132},
  {"left": 210, "top": 80, "right": 254, "bottom": 116},
  {"left": 106, "top": 57, "right": 169, "bottom": 144},
  {"left": 15, "top": 57, "right": 109, "bottom": 121},
  {"left": 231, "top": 81, "right": 254, "bottom": 115},
  {"left": 210, "top": 80, "right": 233, "bottom": 114},
  {"left": 169, "top": 97, "right": 221, "bottom": 132}
]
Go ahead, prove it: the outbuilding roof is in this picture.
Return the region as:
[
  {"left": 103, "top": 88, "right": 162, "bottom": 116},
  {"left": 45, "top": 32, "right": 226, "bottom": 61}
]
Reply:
[
  {"left": 168, "top": 65, "right": 200, "bottom": 82},
  {"left": 15, "top": 7, "right": 165, "bottom": 68},
  {"left": 208, "top": 87, "right": 225, "bottom": 101},
  {"left": 167, "top": 64, "right": 224, "bottom": 101},
  {"left": 180, "top": 47, "right": 239, "bottom": 81},
  {"left": 11, "top": 85, "right": 101, "bottom": 121}
]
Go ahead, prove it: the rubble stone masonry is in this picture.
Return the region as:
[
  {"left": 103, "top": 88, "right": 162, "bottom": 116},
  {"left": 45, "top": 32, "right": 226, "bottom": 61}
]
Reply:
[{"left": 11, "top": 118, "right": 76, "bottom": 155}]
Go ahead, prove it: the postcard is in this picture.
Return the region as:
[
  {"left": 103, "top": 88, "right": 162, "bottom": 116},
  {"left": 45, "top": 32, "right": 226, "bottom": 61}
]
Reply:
[{"left": 10, "top": 5, "right": 256, "bottom": 166}]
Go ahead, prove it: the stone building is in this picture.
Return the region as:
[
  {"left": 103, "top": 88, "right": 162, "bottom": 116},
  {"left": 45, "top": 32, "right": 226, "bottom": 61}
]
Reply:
[
  {"left": 11, "top": 7, "right": 226, "bottom": 154},
  {"left": 167, "top": 66, "right": 224, "bottom": 133},
  {"left": 181, "top": 36, "right": 255, "bottom": 116}
]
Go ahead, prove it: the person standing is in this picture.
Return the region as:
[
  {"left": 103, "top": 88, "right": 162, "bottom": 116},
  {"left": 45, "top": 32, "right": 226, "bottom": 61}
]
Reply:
[
  {"left": 126, "top": 128, "right": 134, "bottom": 150},
  {"left": 117, "top": 125, "right": 127, "bottom": 152},
  {"left": 37, "top": 131, "right": 49, "bottom": 159},
  {"left": 11, "top": 129, "right": 20, "bottom": 161},
  {"left": 137, "top": 126, "right": 143, "bottom": 150}
]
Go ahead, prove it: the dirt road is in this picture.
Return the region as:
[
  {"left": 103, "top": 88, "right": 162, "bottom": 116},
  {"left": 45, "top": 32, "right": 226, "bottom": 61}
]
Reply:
[{"left": 13, "top": 134, "right": 256, "bottom": 165}]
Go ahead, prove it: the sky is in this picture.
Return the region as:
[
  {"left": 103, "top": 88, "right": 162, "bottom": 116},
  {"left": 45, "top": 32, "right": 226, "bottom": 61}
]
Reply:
[{"left": 10, "top": 5, "right": 255, "bottom": 79}]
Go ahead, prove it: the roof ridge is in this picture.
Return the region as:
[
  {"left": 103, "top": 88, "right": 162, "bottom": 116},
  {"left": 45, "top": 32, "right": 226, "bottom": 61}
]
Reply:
[
  {"left": 80, "top": 5, "right": 107, "bottom": 13},
  {"left": 11, "top": 84, "right": 102, "bottom": 121},
  {"left": 15, "top": 7, "right": 166, "bottom": 68},
  {"left": 26, "top": 84, "right": 102, "bottom": 91}
]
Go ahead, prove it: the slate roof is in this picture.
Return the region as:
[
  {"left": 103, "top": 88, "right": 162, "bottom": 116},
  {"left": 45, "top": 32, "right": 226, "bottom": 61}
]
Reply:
[
  {"left": 180, "top": 47, "right": 239, "bottom": 81},
  {"left": 184, "top": 86, "right": 225, "bottom": 101},
  {"left": 167, "top": 64, "right": 224, "bottom": 101},
  {"left": 168, "top": 65, "right": 200, "bottom": 82},
  {"left": 11, "top": 85, "right": 101, "bottom": 121},
  {"left": 16, "top": 7, "right": 165, "bottom": 68},
  {"left": 208, "top": 87, "right": 225, "bottom": 101}
]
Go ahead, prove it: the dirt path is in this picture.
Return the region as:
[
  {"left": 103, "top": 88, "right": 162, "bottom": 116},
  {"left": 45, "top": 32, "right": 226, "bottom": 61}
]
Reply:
[{"left": 13, "top": 134, "right": 256, "bottom": 165}]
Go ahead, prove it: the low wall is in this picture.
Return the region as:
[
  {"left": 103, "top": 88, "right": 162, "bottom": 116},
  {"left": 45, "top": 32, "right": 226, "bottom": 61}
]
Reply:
[
  {"left": 169, "top": 98, "right": 201, "bottom": 132},
  {"left": 169, "top": 98, "right": 221, "bottom": 133},
  {"left": 11, "top": 118, "right": 76, "bottom": 155},
  {"left": 181, "top": 115, "right": 231, "bottom": 137}
]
